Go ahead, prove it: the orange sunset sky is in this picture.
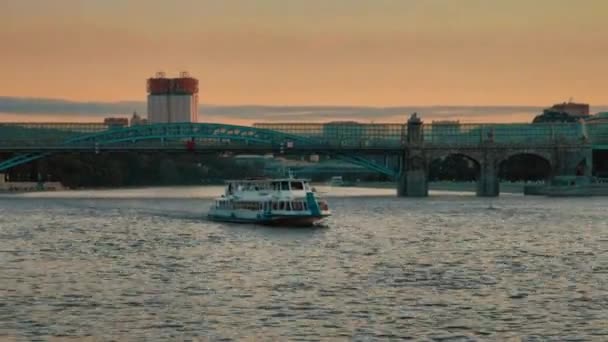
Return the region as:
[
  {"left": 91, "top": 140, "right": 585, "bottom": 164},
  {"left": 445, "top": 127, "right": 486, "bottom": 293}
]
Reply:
[{"left": 1, "top": 0, "right": 607, "bottom": 122}]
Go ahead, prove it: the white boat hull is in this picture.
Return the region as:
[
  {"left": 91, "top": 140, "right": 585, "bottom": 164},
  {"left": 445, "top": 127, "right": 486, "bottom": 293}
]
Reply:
[{"left": 208, "top": 212, "right": 329, "bottom": 227}]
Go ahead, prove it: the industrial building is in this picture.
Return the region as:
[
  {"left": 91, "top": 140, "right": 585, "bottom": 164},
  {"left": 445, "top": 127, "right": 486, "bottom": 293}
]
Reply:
[
  {"left": 547, "top": 101, "right": 590, "bottom": 116},
  {"left": 147, "top": 72, "right": 199, "bottom": 123},
  {"left": 533, "top": 101, "right": 591, "bottom": 123},
  {"left": 103, "top": 117, "right": 129, "bottom": 128}
]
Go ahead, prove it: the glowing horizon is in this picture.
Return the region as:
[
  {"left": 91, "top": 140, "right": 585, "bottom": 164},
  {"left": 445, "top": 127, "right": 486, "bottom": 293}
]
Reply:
[{"left": 2, "top": 0, "right": 607, "bottom": 113}]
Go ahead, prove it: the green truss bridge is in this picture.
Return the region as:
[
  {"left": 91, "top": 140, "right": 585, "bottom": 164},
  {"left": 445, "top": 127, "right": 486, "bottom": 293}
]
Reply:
[{"left": 1, "top": 117, "right": 607, "bottom": 197}]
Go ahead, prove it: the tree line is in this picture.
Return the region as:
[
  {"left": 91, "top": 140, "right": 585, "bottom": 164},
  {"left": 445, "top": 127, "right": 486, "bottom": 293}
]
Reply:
[
  {"left": 5, "top": 152, "right": 264, "bottom": 188},
  {"left": 2, "top": 152, "right": 560, "bottom": 188}
]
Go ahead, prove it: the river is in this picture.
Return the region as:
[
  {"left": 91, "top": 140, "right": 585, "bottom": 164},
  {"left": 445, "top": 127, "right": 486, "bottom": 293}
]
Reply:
[{"left": 1, "top": 187, "right": 607, "bottom": 341}]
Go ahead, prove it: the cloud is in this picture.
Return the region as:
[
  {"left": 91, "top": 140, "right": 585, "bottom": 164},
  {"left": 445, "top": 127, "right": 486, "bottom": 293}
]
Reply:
[
  {"left": 1, "top": 96, "right": 607, "bottom": 124},
  {"left": 0, "top": 96, "right": 143, "bottom": 116}
]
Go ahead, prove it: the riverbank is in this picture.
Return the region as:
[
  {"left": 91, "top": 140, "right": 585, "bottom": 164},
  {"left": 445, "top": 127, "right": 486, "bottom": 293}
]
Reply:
[{"left": 336, "top": 181, "right": 540, "bottom": 194}]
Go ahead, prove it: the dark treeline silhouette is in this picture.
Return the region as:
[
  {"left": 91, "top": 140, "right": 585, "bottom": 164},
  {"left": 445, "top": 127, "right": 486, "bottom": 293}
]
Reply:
[
  {"left": 429, "top": 155, "right": 478, "bottom": 181},
  {"left": 593, "top": 150, "right": 608, "bottom": 178},
  {"left": 3, "top": 152, "right": 602, "bottom": 188},
  {"left": 429, "top": 154, "right": 552, "bottom": 182},
  {"left": 4, "top": 152, "right": 264, "bottom": 188}
]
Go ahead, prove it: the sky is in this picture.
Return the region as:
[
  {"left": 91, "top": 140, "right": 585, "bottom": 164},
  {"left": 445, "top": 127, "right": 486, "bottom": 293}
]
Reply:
[{"left": 1, "top": 0, "right": 607, "bottom": 123}]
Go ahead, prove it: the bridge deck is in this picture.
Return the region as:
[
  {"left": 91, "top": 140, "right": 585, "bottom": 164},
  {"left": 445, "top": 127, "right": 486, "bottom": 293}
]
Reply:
[{"left": 1, "top": 121, "right": 606, "bottom": 149}]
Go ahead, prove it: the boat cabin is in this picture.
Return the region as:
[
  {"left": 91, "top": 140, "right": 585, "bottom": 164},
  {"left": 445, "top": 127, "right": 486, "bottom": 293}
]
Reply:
[
  {"left": 214, "top": 198, "right": 329, "bottom": 212},
  {"left": 225, "top": 178, "right": 312, "bottom": 195}
]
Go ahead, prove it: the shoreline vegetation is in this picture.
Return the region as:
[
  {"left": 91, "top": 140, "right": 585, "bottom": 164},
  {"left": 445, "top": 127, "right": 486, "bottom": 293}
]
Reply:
[{"left": 2, "top": 153, "right": 548, "bottom": 194}]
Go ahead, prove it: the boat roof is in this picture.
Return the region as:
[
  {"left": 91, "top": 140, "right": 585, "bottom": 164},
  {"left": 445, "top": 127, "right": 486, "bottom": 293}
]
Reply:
[{"left": 225, "top": 178, "right": 310, "bottom": 184}]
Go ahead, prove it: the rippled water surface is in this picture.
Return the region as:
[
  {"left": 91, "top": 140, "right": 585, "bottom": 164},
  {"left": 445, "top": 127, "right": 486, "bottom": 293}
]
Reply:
[{"left": 1, "top": 187, "right": 607, "bottom": 341}]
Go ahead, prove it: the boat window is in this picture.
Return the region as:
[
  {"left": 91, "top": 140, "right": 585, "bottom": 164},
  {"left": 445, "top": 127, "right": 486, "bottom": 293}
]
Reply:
[
  {"left": 280, "top": 181, "right": 290, "bottom": 191},
  {"left": 290, "top": 182, "right": 304, "bottom": 190},
  {"left": 272, "top": 202, "right": 278, "bottom": 210},
  {"left": 303, "top": 202, "right": 308, "bottom": 211},
  {"left": 286, "top": 202, "right": 291, "bottom": 211},
  {"left": 279, "top": 202, "right": 285, "bottom": 210},
  {"left": 293, "top": 201, "right": 303, "bottom": 211}
]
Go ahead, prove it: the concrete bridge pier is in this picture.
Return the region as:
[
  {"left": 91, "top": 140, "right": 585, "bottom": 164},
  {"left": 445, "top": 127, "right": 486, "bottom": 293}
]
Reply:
[
  {"left": 551, "top": 146, "right": 593, "bottom": 178},
  {"left": 397, "top": 113, "right": 429, "bottom": 197},
  {"left": 476, "top": 158, "right": 499, "bottom": 197},
  {"left": 397, "top": 153, "right": 428, "bottom": 197}
]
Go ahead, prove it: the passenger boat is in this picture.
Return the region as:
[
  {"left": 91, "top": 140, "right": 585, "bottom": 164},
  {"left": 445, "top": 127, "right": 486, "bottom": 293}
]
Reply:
[
  {"left": 328, "top": 176, "right": 356, "bottom": 187},
  {"left": 207, "top": 176, "right": 331, "bottom": 226}
]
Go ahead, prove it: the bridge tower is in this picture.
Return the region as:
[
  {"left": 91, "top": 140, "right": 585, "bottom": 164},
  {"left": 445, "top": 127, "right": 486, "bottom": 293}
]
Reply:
[{"left": 398, "top": 113, "right": 429, "bottom": 197}]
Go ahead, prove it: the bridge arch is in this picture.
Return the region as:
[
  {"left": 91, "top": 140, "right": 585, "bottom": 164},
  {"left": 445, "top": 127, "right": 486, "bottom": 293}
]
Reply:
[
  {"left": 0, "top": 123, "right": 397, "bottom": 178},
  {"left": 498, "top": 152, "right": 553, "bottom": 181},
  {"left": 498, "top": 150, "right": 553, "bottom": 167},
  {"left": 427, "top": 152, "right": 481, "bottom": 182}
]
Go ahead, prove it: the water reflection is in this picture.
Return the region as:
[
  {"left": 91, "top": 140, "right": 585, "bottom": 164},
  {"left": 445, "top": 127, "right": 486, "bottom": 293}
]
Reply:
[{"left": 1, "top": 187, "right": 607, "bottom": 340}]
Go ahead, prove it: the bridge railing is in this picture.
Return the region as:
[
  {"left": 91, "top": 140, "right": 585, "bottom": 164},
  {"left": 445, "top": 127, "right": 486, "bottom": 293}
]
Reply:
[
  {"left": 422, "top": 123, "right": 584, "bottom": 146},
  {"left": 252, "top": 122, "right": 404, "bottom": 148},
  {"left": 0, "top": 122, "right": 110, "bottom": 146},
  {"left": 586, "top": 122, "right": 608, "bottom": 146},
  {"left": 252, "top": 122, "right": 591, "bottom": 147},
  {"left": 0, "top": 121, "right": 605, "bottom": 150}
]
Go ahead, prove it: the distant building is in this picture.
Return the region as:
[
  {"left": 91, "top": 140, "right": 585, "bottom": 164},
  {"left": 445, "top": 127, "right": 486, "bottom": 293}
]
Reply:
[
  {"left": 0, "top": 173, "right": 65, "bottom": 192},
  {"left": 548, "top": 102, "right": 590, "bottom": 116},
  {"left": 533, "top": 101, "right": 591, "bottom": 123},
  {"left": 130, "top": 111, "right": 148, "bottom": 125},
  {"left": 103, "top": 117, "right": 129, "bottom": 127},
  {"left": 147, "top": 71, "right": 199, "bottom": 123}
]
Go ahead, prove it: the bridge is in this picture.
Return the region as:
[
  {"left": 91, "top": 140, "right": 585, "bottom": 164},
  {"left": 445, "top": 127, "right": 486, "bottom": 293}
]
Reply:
[{"left": 1, "top": 116, "right": 607, "bottom": 197}]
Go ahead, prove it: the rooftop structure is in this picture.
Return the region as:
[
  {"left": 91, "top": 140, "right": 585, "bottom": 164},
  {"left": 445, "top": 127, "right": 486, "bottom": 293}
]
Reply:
[
  {"left": 147, "top": 71, "right": 199, "bottom": 123},
  {"left": 533, "top": 101, "right": 591, "bottom": 123},
  {"left": 547, "top": 101, "right": 590, "bottom": 116},
  {"left": 130, "top": 111, "right": 148, "bottom": 126},
  {"left": 103, "top": 117, "right": 129, "bottom": 128}
]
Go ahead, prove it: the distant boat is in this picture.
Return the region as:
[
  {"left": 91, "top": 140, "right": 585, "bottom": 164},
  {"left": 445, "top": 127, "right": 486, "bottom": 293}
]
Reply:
[
  {"left": 207, "top": 176, "right": 331, "bottom": 227},
  {"left": 328, "top": 176, "right": 355, "bottom": 187},
  {"left": 525, "top": 176, "right": 608, "bottom": 197}
]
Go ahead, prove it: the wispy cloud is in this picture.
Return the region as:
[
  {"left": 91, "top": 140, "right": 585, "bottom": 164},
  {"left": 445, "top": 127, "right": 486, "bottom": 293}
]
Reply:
[
  {"left": 0, "top": 97, "right": 143, "bottom": 116},
  {"left": 1, "top": 97, "right": 607, "bottom": 124}
]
